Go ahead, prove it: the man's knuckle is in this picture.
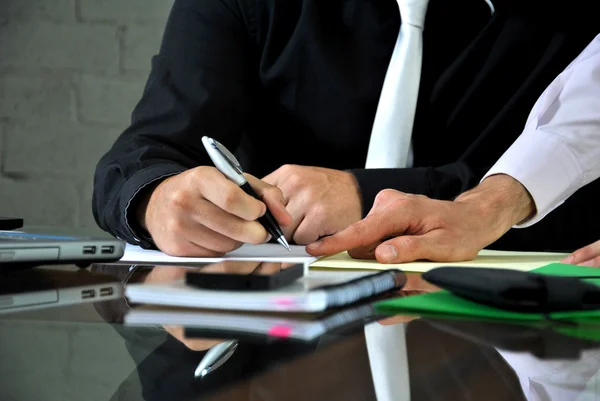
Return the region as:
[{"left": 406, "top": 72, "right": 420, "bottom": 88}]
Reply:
[
  {"left": 375, "top": 189, "right": 395, "bottom": 205},
  {"left": 279, "top": 164, "right": 295, "bottom": 174},
  {"left": 168, "top": 189, "right": 189, "bottom": 209},
  {"left": 376, "top": 190, "right": 388, "bottom": 201},
  {"left": 301, "top": 186, "right": 316, "bottom": 201},
  {"left": 287, "top": 173, "right": 304, "bottom": 189},
  {"left": 221, "top": 187, "right": 240, "bottom": 210}
]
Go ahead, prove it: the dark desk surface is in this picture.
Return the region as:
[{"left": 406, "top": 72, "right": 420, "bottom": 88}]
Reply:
[{"left": 1, "top": 264, "right": 600, "bottom": 401}]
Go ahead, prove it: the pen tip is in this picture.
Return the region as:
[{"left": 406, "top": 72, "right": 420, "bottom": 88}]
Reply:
[{"left": 277, "top": 236, "right": 291, "bottom": 251}]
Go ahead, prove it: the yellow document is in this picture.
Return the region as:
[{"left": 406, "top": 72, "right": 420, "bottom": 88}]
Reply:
[{"left": 310, "top": 249, "right": 570, "bottom": 273}]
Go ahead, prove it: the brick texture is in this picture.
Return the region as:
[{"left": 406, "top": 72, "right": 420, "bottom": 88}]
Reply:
[
  {"left": 77, "top": 74, "right": 145, "bottom": 126},
  {"left": 79, "top": 182, "right": 97, "bottom": 230},
  {"left": 0, "top": 124, "right": 4, "bottom": 171},
  {"left": 0, "top": 76, "right": 74, "bottom": 120},
  {"left": 0, "top": 0, "right": 76, "bottom": 22},
  {"left": 122, "top": 25, "right": 164, "bottom": 72},
  {"left": 0, "top": 178, "right": 79, "bottom": 226},
  {"left": 79, "top": 0, "right": 173, "bottom": 23},
  {"left": 0, "top": 22, "right": 120, "bottom": 72},
  {"left": 2, "top": 121, "right": 120, "bottom": 176},
  {"left": 0, "top": 0, "right": 171, "bottom": 231}
]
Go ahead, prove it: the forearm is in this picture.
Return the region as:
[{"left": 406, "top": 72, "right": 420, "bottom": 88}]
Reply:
[
  {"left": 482, "top": 34, "right": 600, "bottom": 228},
  {"left": 454, "top": 174, "right": 535, "bottom": 244}
]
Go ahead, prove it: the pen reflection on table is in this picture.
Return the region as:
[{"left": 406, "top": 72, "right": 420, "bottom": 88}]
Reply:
[
  {"left": 202, "top": 135, "right": 290, "bottom": 251},
  {"left": 194, "top": 339, "right": 239, "bottom": 378},
  {"left": 138, "top": 262, "right": 272, "bottom": 378},
  {"left": 191, "top": 260, "right": 291, "bottom": 377}
]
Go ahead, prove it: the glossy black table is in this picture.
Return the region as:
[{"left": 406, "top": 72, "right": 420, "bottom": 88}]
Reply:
[{"left": 1, "top": 264, "right": 600, "bottom": 401}]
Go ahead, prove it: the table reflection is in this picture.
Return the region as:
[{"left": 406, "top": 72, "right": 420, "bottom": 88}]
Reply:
[{"left": 90, "top": 264, "right": 600, "bottom": 401}]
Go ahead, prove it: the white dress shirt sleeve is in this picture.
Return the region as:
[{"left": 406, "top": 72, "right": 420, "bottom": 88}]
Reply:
[{"left": 482, "top": 33, "right": 600, "bottom": 228}]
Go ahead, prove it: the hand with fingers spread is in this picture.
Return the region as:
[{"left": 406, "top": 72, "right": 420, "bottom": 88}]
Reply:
[
  {"left": 262, "top": 164, "right": 363, "bottom": 245},
  {"left": 307, "top": 174, "right": 535, "bottom": 264},
  {"left": 561, "top": 240, "right": 600, "bottom": 267},
  {"left": 137, "top": 166, "right": 292, "bottom": 256}
]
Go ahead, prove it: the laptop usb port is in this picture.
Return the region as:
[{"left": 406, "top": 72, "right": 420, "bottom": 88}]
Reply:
[
  {"left": 100, "top": 245, "right": 114, "bottom": 254},
  {"left": 99, "top": 287, "right": 113, "bottom": 297},
  {"left": 83, "top": 246, "right": 96, "bottom": 255},
  {"left": 81, "top": 289, "right": 95, "bottom": 299}
]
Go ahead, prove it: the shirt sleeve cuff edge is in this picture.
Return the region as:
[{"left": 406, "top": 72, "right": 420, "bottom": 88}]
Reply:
[{"left": 121, "top": 164, "right": 188, "bottom": 246}]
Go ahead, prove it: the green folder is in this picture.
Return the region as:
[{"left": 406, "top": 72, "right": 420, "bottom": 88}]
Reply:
[{"left": 375, "top": 263, "right": 600, "bottom": 323}]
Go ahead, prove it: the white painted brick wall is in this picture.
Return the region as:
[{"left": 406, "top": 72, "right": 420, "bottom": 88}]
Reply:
[
  {"left": 1, "top": 0, "right": 77, "bottom": 22},
  {"left": 0, "top": 124, "right": 4, "bottom": 171},
  {"left": 79, "top": 0, "right": 173, "bottom": 23},
  {"left": 77, "top": 75, "right": 146, "bottom": 125},
  {"left": 122, "top": 24, "right": 165, "bottom": 73},
  {"left": 0, "top": 23, "right": 121, "bottom": 72},
  {"left": 0, "top": 178, "right": 79, "bottom": 226},
  {"left": 3, "top": 121, "right": 121, "bottom": 175},
  {"left": 0, "top": 0, "right": 170, "bottom": 230},
  {"left": 0, "top": 76, "right": 75, "bottom": 120}
]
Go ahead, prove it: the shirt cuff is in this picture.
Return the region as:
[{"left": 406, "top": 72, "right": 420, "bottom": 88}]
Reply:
[
  {"left": 482, "top": 129, "right": 584, "bottom": 228},
  {"left": 120, "top": 164, "right": 187, "bottom": 248}
]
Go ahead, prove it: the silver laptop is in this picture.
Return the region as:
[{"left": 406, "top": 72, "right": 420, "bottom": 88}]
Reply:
[
  {"left": 0, "top": 227, "right": 125, "bottom": 265},
  {"left": 0, "top": 266, "right": 122, "bottom": 314}
]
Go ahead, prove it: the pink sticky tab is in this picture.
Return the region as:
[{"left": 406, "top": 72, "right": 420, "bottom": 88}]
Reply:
[
  {"left": 274, "top": 298, "right": 295, "bottom": 306},
  {"left": 268, "top": 325, "right": 292, "bottom": 338}
]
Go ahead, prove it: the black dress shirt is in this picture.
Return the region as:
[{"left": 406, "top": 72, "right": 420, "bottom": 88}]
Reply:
[{"left": 93, "top": 0, "right": 600, "bottom": 251}]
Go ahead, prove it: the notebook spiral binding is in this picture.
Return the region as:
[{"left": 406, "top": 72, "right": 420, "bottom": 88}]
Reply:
[{"left": 324, "top": 272, "right": 398, "bottom": 308}]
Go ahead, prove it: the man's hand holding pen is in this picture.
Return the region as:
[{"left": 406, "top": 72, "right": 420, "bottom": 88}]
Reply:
[
  {"left": 134, "top": 137, "right": 365, "bottom": 257},
  {"left": 137, "top": 166, "right": 292, "bottom": 257}
]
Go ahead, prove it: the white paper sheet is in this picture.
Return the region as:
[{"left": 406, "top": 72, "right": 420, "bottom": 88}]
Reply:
[{"left": 121, "top": 243, "right": 318, "bottom": 265}]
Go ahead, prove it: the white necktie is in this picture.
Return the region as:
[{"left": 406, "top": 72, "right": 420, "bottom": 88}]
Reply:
[{"left": 365, "top": 0, "right": 430, "bottom": 169}]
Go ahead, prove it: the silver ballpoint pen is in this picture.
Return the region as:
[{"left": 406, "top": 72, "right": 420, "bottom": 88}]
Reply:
[
  {"left": 194, "top": 340, "right": 239, "bottom": 378},
  {"left": 202, "top": 136, "right": 291, "bottom": 251}
]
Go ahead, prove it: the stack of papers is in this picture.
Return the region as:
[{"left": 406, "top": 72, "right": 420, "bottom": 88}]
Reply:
[
  {"left": 121, "top": 244, "right": 569, "bottom": 273},
  {"left": 121, "top": 243, "right": 317, "bottom": 265}
]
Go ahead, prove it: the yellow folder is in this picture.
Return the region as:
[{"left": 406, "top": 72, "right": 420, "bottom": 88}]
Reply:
[{"left": 310, "top": 249, "right": 570, "bottom": 273}]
